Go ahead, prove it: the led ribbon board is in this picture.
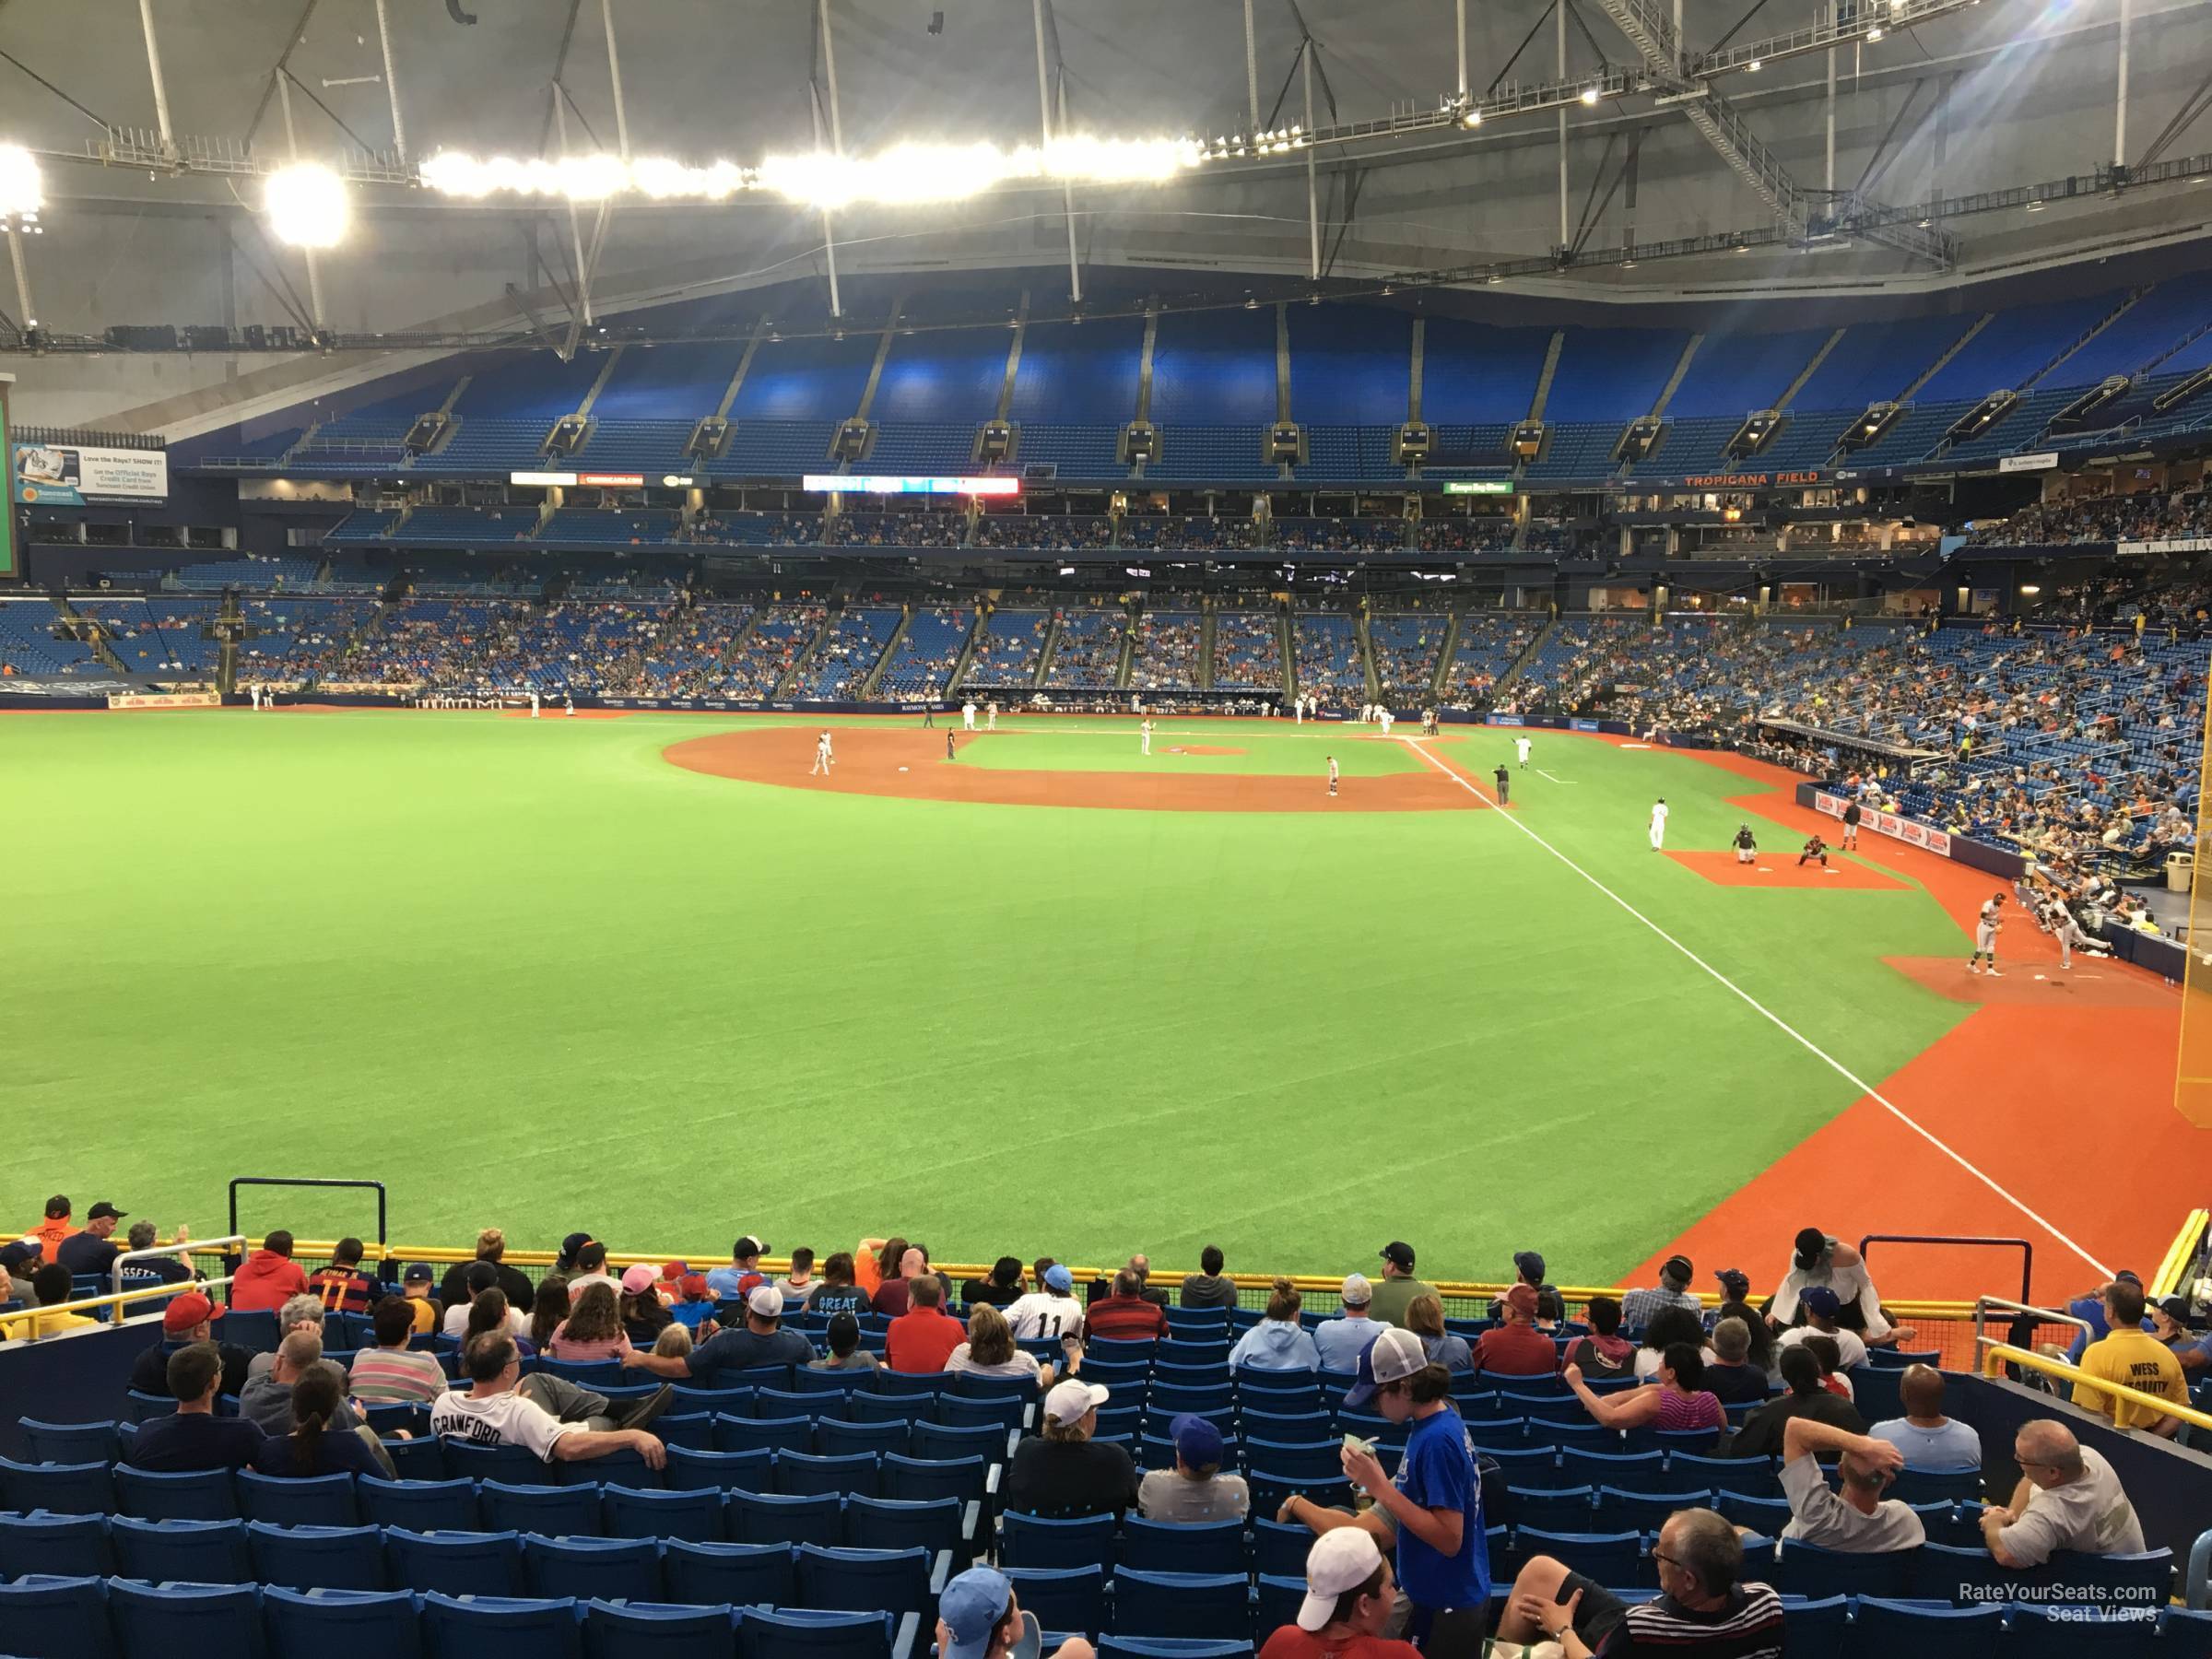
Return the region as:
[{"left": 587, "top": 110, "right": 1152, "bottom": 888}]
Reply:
[{"left": 803, "top": 476, "right": 1019, "bottom": 497}]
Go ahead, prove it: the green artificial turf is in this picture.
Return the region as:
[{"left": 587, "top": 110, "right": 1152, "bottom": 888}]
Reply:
[
  {"left": 956, "top": 724, "right": 1425, "bottom": 775},
  {"left": 3, "top": 710, "right": 1972, "bottom": 1283}
]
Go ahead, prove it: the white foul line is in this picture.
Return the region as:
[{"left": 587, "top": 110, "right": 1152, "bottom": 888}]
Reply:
[
  {"left": 1535, "top": 769, "right": 1570, "bottom": 783},
  {"left": 1400, "top": 736, "right": 2113, "bottom": 1279}
]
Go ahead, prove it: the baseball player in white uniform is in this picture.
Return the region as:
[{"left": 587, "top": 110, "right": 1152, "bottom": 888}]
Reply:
[
  {"left": 1648, "top": 797, "right": 1668, "bottom": 851},
  {"left": 1294, "top": 695, "right": 1305, "bottom": 724},
  {"left": 1377, "top": 707, "right": 1394, "bottom": 735},
  {"left": 564, "top": 695, "right": 575, "bottom": 717},
  {"left": 1327, "top": 755, "right": 1339, "bottom": 797},
  {"left": 1515, "top": 735, "right": 1532, "bottom": 769},
  {"left": 811, "top": 732, "right": 833, "bottom": 775},
  {"left": 985, "top": 700, "right": 998, "bottom": 731},
  {"left": 962, "top": 700, "right": 978, "bottom": 731},
  {"left": 1969, "top": 893, "right": 2004, "bottom": 975},
  {"left": 2041, "top": 899, "right": 2105, "bottom": 970},
  {"left": 1140, "top": 718, "right": 1154, "bottom": 756},
  {"left": 248, "top": 684, "right": 262, "bottom": 711},
  {"left": 529, "top": 689, "right": 540, "bottom": 719}
]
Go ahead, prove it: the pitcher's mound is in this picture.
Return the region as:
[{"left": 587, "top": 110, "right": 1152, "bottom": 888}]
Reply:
[{"left": 1666, "top": 851, "right": 1906, "bottom": 889}]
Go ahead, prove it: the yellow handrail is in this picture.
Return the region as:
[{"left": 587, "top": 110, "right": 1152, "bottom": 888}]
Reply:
[
  {"left": 1977, "top": 1342, "right": 2212, "bottom": 1434},
  {"left": 0, "top": 1275, "right": 235, "bottom": 1339},
  {"left": 2149, "top": 1208, "right": 2207, "bottom": 1300}
]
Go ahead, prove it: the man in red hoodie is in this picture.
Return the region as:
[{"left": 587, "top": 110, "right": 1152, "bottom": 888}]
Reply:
[
  {"left": 885, "top": 1274, "right": 965, "bottom": 1373},
  {"left": 230, "top": 1230, "right": 310, "bottom": 1312}
]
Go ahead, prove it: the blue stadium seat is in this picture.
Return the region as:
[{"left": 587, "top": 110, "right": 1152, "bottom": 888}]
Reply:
[
  {"left": 385, "top": 1526, "right": 528, "bottom": 1597},
  {"left": 21, "top": 1420, "right": 122, "bottom": 1465},
  {"left": 1244, "top": 1473, "right": 1352, "bottom": 1518},
  {"left": 816, "top": 1418, "right": 911, "bottom": 1460},
  {"left": 106, "top": 1578, "right": 264, "bottom": 1659},
  {"left": 261, "top": 1586, "right": 425, "bottom": 1659},
  {"left": 1253, "top": 1574, "right": 1303, "bottom": 1641},
  {"left": 1506, "top": 1485, "right": 1596, "bottom": 1526},
  {"left": 522, "top": 1533, "right": 664, "bottom": 1603},
  {"left": 0, "top": 1509, "right": 115, "bottom": 1576},
  {"left": 109, "top": 1513, "right": 253, "bottom": 1584},
  {"left": 667, "top": 1446, "right": 776, "bottom": 1491},
  {"left": 733, "top": 1606, "right": 894, "bottom": 1659},
  {"left": 717, "top": 1415, "right": 817, "bottom": 1457},
  {"left": 1713, "top": 1491, "right": 1792, "bottom": 1533},
  {"left": 1241, "top": 1440, "right": 1344, "bottom": 1483},
  {"left": 603, "top": 1481, "right": 726, "bottom": 1543},
  {"left": 1889, "top": 1468, "right": 1983, "bottom": 1506},
  {"left": 442, "top": 1440, "right": 551, "bottom": 1487},
  {"left": 1783, "top": 1594, "right": 1851, "bottom": 1659},
  {"left": 844, "top": 1494, "right": 963, "bottom": 1556},
  {"left": 225, "top": 1310, "right": 283, "bottom": 1351},
  {"left": 0, "top": 1572, "right": 118, "bottom": 1659},
  {"left": 557, "top": 1447, "right": 660, "bottom": 1489},
  {"left": 728, "top": 1488, "right": 845, "bottom": 1548},
  {"left": 581, "top": 1599, "right": 736, "bottom": 1659},
  {"left": 911, "top": 1421, "right": 1006, "bottom": 1464},
  {"left": 247, "top": 1521, "right": 389, "bottom": 1592},
  {"left": 879, "top": 1453, "right": 987, "bottom": 1507},
  {"left": 1112, "top": 1569, "right": 1251, "bottom": 1641},
  {"left": 775, "top": 1451, "right": 879, "bottom": 1500},
  {"left": 2048, "top": 1547, "right": 2174, "bottom": 1603},
  {"left": 418, "top": 1592, "right": 583, "bottom": 1659},
  {"left": 1772, "top": 1540, "right": 1914, "bottom": 1599},
  {"left": 663, "top": 1538, "right": 796, "bottom": 1606},
  {"left": 2162, "top": 1607, "right": 2212, "bottom": 1657},
  {"left": 1513, "top": 1528, "right": 1641, "bottom": 1588},
  {"left": 1908, "top": 1540, "right": 2047, "bottom": 1602},
  {"left": 1850, "top": 1596, "right": 2004, "bottom": 1658},
  {"left": 1001, "top": 1565, "right": 1107, "bottom": 1641},
  {"left": 2006, "top": 1603, "right": 2162, "bottom": 1655},
  {"left": 1238, "top": 1409, "right": 1329, "bottom": 1442},
  {"left": 1250, "top": 1519, "right": 1312, "bottom": 1580},
  {"left": 846, "top": 1392, "right": 935, "bottom": 1428},
  {"left": 1559, "top": 1449, "right": 1665, "bottom": 1494},
  {"left": 112, "top": 1464, "right": 239, "bottom": 1522},
  {"left": 1120, "top": 1516, "right": 1246, "bottom": 1577},
  {"left": 380, "top": 1437, "right": 451, "bottom": 1482},
  {"left": 936, "top": 1394, "right": 1027, "bottom": 1436},
  {"left": 793, "top": 1543, "right": 935, "bottom": 1618},
  {"left": 359, "top": 1476, "right": 480, "bottom": 1532},
  {"left": 672, "top": 1385, "right": 755, "bottom": 1415},
  {"left": 1099, "top": 1641, "right": 1253, "bottom": 1659},
  {"left": 1681, "top": 1453, "right": 1778, "bottom": 1497},
  {"left": 479, "top": 1477, "right": 603, "bottom": 1536},
  {"left": 656, "top": 1413, "right": 718, "bottom": 1453},
  {"left": 123, "top": 1393, "right": 179, "bottom": 1425},
  {"left": 1594, "top": 1487, "right": 1710, "bottom": 1531},
  {"left": 237, "top": 1468, "right": 361, "bottom": 1527},
  {"left": 1002, "top": 1510, "right": 1116, "bottom": 1571}
]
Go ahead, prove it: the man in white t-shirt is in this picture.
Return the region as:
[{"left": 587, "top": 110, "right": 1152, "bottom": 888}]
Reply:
[
  {"left": 1648, "top": 797, "right": 1668, "bottom": 851},
  {"left": 1982, "top": 1419, "right": 2144, "bottom": 1568},
  {"left": 1868, "top": 1365, "right": 1983, "bottom": 1470},
  {"left": 431, "top": 1331, "right": 672, "bottom": 1462},
  {"left": 1776, "top": 1415, "right": 1924, "bottom": 1551},
  {"left": 1004, "top": 1263, "right": 1086, "bottom": 1342},
  {"left": 1775, "top": 1286, "right": 1868, "bottom": 1371}
]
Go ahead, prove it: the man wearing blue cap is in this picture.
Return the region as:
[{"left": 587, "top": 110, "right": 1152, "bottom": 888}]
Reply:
[
  {"left": 1138, "top": 1411, "right": 1251, "bottom": 1524},
  {"left": 1005, "top": 1262, "right": 1087, "bottom": 1343},
  {"left": 935, "top": 1566, "right": 1095, "bottom": 1659}
]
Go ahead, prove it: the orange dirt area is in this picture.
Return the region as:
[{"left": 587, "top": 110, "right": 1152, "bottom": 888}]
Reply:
[
  {"left": 499, "top": 707, "right": 632, "bottom": 719},
  {"left": 1665, "top": 850, "right": 1908, "bottom": 890},
  {"left": 1885, "top": 954, "right": 2179, "bottom": 1011},
  {"left": 663, "top": 724, "right": 1486, "bottom": 814},
  {"left": 1165, "top": 745, "right": 1246, "bottom": 756}
]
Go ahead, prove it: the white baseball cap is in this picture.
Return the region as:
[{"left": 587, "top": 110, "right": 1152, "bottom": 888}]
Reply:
[
  {"left": 1297, "top": 1528, "right": 1386, "bottom": 1631},
  {"left": 1343, "top": 1324, "right": 1428, "bottom": 1409},
  {"left": 1042, "top": 1379, "right": 1110, "bottom": 1426},
  {"left": 1339, "top": 1273, "right": 1372, "bottom": 1307},
  {"left": 747, "top": 1285, "right": 785, "bottom": 1318}
]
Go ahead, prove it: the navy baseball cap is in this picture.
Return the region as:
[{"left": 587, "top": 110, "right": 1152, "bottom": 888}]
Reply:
[
  {"left": 1170, "top": 1412, "right": 1226, "bottom": 1468},
  {"left": 1715, "top": 1268, "right": 1751, "bottom": 1300},
  {"left": 1801, "top": 1286, "right": 1842, "bottom": 1318},
  {"left": 1513, "top": 1250, "right": 1547, "bottom": 1283},
  {"left": 403, "top": 1263, "right": 434, "bottom": 1284}
]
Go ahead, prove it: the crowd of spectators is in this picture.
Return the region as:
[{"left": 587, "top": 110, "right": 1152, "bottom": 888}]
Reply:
[
  {"left": 1416, "top": 517, "right": 1518, "bottom": 555},
  {"left": 1128, "top": 611, "right": 1205, "bottom": 689},
  {"left": 1274, "top": 517, "right": 1406, "bottom": 555},
  {"left": 1964, "top": 485, "right": 2212, "bottom": 549},
  {"left": 1211, "top": 609, "right": 1285, "bottom": 688},
  {"left": 972, "top": 515, "right": 1116, "bottom": 551}
]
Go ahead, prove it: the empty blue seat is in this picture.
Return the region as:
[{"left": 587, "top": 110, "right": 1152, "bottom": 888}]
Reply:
[
  {"left": 1122, "top": 1516, "right": 1246, "bottom": 1576},
  {"left": 1251, "top": 1518, "right": 1312, "bottom": 1580},
  {"left": 247, "top": 1521, "right": 389, "bottom": 1592},
  {"left": 581, "top": 1599, "right": 736, "bottom": 1659},
  {"left": 1159, "top": 1340, "right": 1231, "bottom": 1368},
  {"left": 237, "top": 1468, "right": 361, "bottom": 1527},
  {"left": 1238, "top": 1409, "right": 1330, "bottom": 1441},
  {"left": 2006, "top": 1602, "right": 2160, "bottom": 1655},
  {"left": 728, "top": 1488, "right": 845, "bottom": 1547},
  {"left": 1241, "top": 1439, "right": 1345, "bottom": 1483},
  {"left": 845, "top": 1493, "right": 963, "bottom": 1555},
  {"left": 110, "top": 1513, "right": 253, "bottom": 1584},
  {"left": 1099, "top": 1641, "right": 1253, "bottom": 1659},
  {"left": 1772, "top": 1539, "right": 1914, "bottom": 1599},
  {"left": 1506, "top": 1485, "right": 1595, "bottom": 1525},
  {"left": 0, "top": 1455, "right": 115, "bottom": 1516},
  {"left": 949, "top": 1371, "right": 1041, "bottom": 1401},
  {"left": 21, "top": 1420, "right": 122, "bottom": 1464},
  {"left": 666, "top": 1445, "right": 776, "bottom": 1491},
  {"left": 1889, "top": 1467, "right": 1983, "bottom": 1505},
  {"left": 359, "top": 1476, "right": 480, "bottom": 1532},
  {"left": 1680, "top": 1453, "right": 1776, "bottom": 1497},
  {"left": 845, "top": 1391, "right": 934, "bottom": 1427},
  {"left": 880, "top": 1453, "right": 988, "bottom": 1507},
  {"left": 1713, "top": 1491, "right": 1792, "bottom": 1533},
  {"left": 556, "top": 1447, "right": 660, "bottom": 1489},
  {"left": 1595, "top": 1487, "right": 1710, "bottom": 1532},
  {"left": 441, "top": 1439, "right": 552, "bottom": 1487},
  {"left": 1253, "top": 1573, "right": 1304, "bottom": 1641},
  {"left": 1851, "top": 1595, "right": 2004, "bottom": 1658},
  {"left": 0, "top": 1571, "right": 118, "bottom": 1659},
  {"left": 603, "top": 1481, "right": 726, "bottom": 1543},
  {"left": 418, "top": 1592, "right": 582, "bottom": 1659},
  {"left": 1782, "top": 1594, "right": 1850, "bottom": 1659},
  {"left": 1559, "top": 1449, "right": 1665, "bottom": 1494},
  {"left": 1112, "top": 1569, "right": 1250, "bottom": 1641},
  {"left": 1002, "top": 1510, "right": 1116, "bottom": 1570},
  {"left": 734, "top": 1606, "right": 893, "bottom": 1659},
  {"left": 776, "top": 1451, "right": 879, "bottom": 1499},
  {"left": 937, "top": 1394, "right": 1027, "bottom": 1435},
  {"left": 663, "top": 1537, "right": 796, "bottom": 1606},
  {"left": 262, "top": 1586, "right": 424, "bottom": 1659},
  {"left": 1244, "top": 1472, "right": 1352, "bottom": 1517},
  {"left": 911, "top": 1421, "right": 1006, "bottom": 1463},
  {"left": 380, "top": 1436, "right": 451, "bottom": 1482},
  {"left": 2048, "top": 1547, "right": 2174, "bottom": 1603},
  {"left": 386, "top": 1526, "right": 528, "bottom": 1597},
  {"left": 225, "top": 1309, "right": 283, "bottom": 1351},
  {"left": 1908, "top": 1540, "right": 2047, "bottom": 1602},
  {"left": 523, "top": 1533, "right": 664, "bottom": 1603},
  {"left": 1001, "top": 1565, "right": 1107, "bottom": 1640},
  {"left": 0, "top": 1509, "right": 114, "bottom": 1576},
  {"left": 716, "top": 1414, "right": 816, "bottom": 1456},
  {"left": 1514, "top": 1527, "right": 1641, "bottom": 1588},
  {"left": 479, "top": 1477, "right": 603, "bottom": 1536},
  {"left": 112, "top": 1463, "right": 239, "bottom": 1521},
  {"left": 107, "top": 1577, "right": 263, "bottom": 1659},
  {"left": 537, "top": 1359, "right": 626, "bottom": 1388},
  {"left": 656, "top": 1413, "right": 718, "bottom": 1453},
  {"left": 124, "top": 1392, "right": 180, "bottom": 1425},
  {"left": 816, "top": 1418, "right": 911, "bottom": 1460},
  {"left": 793, "top": 1543, "right": 935, "bottom": 1618}
]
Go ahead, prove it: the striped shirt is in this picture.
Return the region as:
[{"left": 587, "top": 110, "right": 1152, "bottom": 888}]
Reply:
[
  {"left": 1600, "top": 1583, "right": 1784, "bottom": 1657},
  {"left": 347, "top": 1347, "right": 451, "bottom": 1406}
]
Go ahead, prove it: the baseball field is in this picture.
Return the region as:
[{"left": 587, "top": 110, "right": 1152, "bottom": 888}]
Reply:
[{"left": 5, "top": 706, "right": 2196, "bottom": 1302}]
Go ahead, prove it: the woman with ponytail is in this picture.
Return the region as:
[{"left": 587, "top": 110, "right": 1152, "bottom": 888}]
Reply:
[{"left": 251, "top": 1363, "right": 388, "bottom": 1477}]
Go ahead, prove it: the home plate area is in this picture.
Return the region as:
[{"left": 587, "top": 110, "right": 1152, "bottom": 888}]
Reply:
[{"left": 1665, "top": 850, "right": 1908, "bottom": 890}]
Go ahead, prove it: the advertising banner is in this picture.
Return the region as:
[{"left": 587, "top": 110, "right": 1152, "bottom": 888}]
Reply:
[
  {"left": 107, "top": 690, "right": 220, "bottom": 710},
  {"left": 1812, "top": 790, "right": 1953, "bottom": 858},
  {"left": 12, "top": 441, "right": 170, "bottom": 505},
  {"left": 1999, "top": 451, "right": 2060, "bottom": 474}
]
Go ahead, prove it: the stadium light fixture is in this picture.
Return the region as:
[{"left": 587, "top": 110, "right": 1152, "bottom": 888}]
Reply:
[
  {"left": 0, "top": 143, "right": 43, "bottom": 222},
  {"left": 1580, "top": 86, "right": 1602, "bottom": 105},
  {"left": 264, "top": 162, "right": 349, "bottom": 248},
  {"left": 1865, "top": 25, "right": 1884, "bottom": 40},
  {"left": 1746, "top": 57, "right": 1762, "bottom": 71}
]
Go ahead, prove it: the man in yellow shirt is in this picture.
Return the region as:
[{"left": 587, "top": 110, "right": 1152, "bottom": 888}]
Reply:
[
  {"left": 0, "top": 1264, "right": 101, "bottom": 1340},
  {"left": 2074, "top": 1280, "right": 2186, "bottom": 1437}
]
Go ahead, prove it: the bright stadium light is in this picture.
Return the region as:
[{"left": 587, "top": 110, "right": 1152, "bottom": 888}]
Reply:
[
  {"left": 0, "top": 143, "right": 43, "bottom": 221},
  {"left": 1580, "top": 86, "right": 1602, "bottom": 105},
  {"left": 264, "top": 162, "right": 349, "bottom": 248}
]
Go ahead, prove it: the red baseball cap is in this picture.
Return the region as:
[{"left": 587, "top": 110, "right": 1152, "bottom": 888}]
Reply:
[{"left": 162, "top": 1290, "right": 222, "bottom": 1334}]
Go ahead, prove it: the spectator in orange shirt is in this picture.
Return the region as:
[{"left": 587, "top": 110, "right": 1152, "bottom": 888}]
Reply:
[
  {"left": 27, "top": 1195, "right": 73, "bottom": 1254},
  {"left": 886, "top": 1275, "right": 965, "bottom": 1372}
]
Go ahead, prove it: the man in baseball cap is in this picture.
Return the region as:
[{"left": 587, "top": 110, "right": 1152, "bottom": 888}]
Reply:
[
  {"left": 1489, "top": 1249, "right": 1563, "bottom": 1323},
  {"left": 1316, "top": 1275, "right": 1383, "bottom": 1371},
  {"left": 1003, "top": 1262, "right": 1086, "bottom": 1344},
  {"left": 707, "top": 1236, "right": 770, "bottom": 1301},
  {"left": 1003, "top": 1379, "right": 1136, "bottom": 1521},
  {"left": 1777, "top": 1284, "right": 1869, "bottom": 1370},
  {"left": 1370, "top": 1242, "right": 1437, "bottom": 1329},
  {"left": 1137, "top": 1411, "right": 1249, "bottom": 1524},
  {"left": 621, "top": 1279, "right": 814, "bottom": 1385},
  {"left": 54, "top": 1203, "right": 128, "bottom": 1277},
  {"left": 1619, "top": 1253, "right": 1700, "bottom": 1331},
  {"left": 127, "top": 1288, "right": 253, "bottom": 1399},
  {"left": 1278, "top": 1528, "right": 1410, "bottom": 1653},
  {"left": 1472, "top": 1284, "right": 1556, "bottom": 1376},
  {"left": 935, "top": 1564, "right": 1096, "bottom": 1659}
]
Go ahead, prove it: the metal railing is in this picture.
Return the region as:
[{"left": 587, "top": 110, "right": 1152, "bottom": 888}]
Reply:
[
  {"left": 1977, "top": 1341, "right": 2212, "bottom": 1435},
  {"left": 1864, "top": 1233, "right": 2032, "bottom": 1307},
  {"left": 2154, "top": 1208, "right": 2208, "bottom": 1300},
  {"left": 106, "top": 1233, "right": 245, "bottom": 1326},
  {"left": 2, "top": 1271, "right": 236, "bottom": 1340}
]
